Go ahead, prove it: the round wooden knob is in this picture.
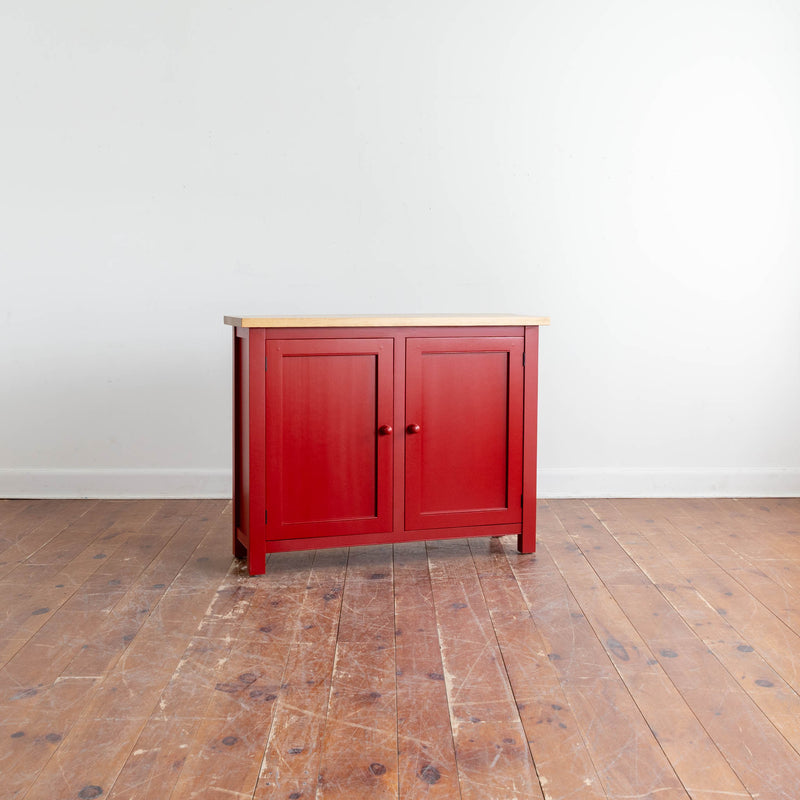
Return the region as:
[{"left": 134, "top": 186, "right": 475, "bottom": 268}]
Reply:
[
  {"left": 406, "top": 423, "right": 421, "bottom": 434},
  {"left": 378, "top": 424, "right": 393, "bottom": 435}
]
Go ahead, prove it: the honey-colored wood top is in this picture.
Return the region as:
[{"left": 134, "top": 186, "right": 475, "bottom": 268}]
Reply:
[{"left": 224, "top": 313, "right": 550, "bottom": 328}]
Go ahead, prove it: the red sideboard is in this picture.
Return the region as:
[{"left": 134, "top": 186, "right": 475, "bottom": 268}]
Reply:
[{"left": 224, "top": 314, "right": 549, "bottom": 575}]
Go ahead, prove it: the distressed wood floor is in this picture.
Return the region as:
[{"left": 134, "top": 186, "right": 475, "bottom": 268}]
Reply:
[{"left": 2, "top": 499, "right": 800, "bottom": 799}]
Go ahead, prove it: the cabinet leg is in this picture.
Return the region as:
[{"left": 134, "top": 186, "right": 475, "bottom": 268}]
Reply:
[
  {"left": 247, "top": 537, "right": 267, "bottom": 576},
  {"left": 517, "top": 522, "right": 536, "bottom": 554}
]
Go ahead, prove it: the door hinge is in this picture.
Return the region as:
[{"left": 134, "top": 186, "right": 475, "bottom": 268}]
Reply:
[
  {"left": 522, "top": 352, "right": 526, "bottom": 366},
  {"left": 265, "top": 509, "right": 268, "bottom": 525},
  {"left": 265, "top": 356, "right": 268, "bottom": 371}
]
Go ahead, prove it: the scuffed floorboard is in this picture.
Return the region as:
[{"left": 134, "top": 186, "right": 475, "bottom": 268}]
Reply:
[{"left": 2, "top": 498, "right": 800, "bottom": 799}]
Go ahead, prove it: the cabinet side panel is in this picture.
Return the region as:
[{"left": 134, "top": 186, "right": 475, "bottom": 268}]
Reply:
[
  {"left": 233, "top": 328, "right": 248, "bottom": 558},
  {"left": 247, "top": 328, "right": 268, "bottom": 574},
  {"left": 519, "top": 326, "right": 540, "bottom": 554}
]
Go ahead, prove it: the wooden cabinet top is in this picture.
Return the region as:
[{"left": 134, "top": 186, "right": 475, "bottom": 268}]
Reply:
[{"left": 224, "top": 313, "right": 550, "bottom": 328}]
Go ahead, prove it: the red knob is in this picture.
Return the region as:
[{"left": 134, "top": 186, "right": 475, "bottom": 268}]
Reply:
[
  {"left": 378, "top": 424, "right": 393, "bottom": 435},
  {"left": 406, "top": 423, "right": 421, "bottom": 434}
]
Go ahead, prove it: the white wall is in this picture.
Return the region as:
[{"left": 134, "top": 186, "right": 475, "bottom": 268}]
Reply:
[{"left": 2, "top": 0, "right": 799, "bottom": 498}]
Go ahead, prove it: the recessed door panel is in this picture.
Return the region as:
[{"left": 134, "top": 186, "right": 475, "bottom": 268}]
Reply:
[
  {"left": 266, "top": 338, "right": 393, "bottom": 538},
  {"left": 405, "top": 337, "right": 523, "bottom": 530}
]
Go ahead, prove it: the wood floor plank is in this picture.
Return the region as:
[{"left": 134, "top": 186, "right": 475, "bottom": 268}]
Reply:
[
  {"left": 586, "top": 499, "right": 800, "bottom": 799},
  {"left": 253, "top": 548, "right": 348, "bottom": 799},
  {"left": 0, "top": 500, "right": 165, "bottom": 684},
  {"left": 615, "top": 499, "right": 800, "bottom": 695},
  {"left": 680, "top": 499, "right": 800, "bottom": 634},
  {"left": 688, "top": 498, "right": 800, "bottom": 564},
  {"left": 0, "top": 500, "right": 42, "bottom": 546},
  {"left": 426, "top": 538, "right": 542, "bottom": 800},
  {"left": 1, "top": 677, "right": 98, "bottom": 800},
  {"left": 651, "top": 498, "right": 800, "bottom": 602},
  {"left": 1, "top": 500, "right": 197, "bottom": 723},
  {"left": 0, "top": 498, "right": 35, "bottom": 527},
  {"left": 13, "top": 502, "right": 231, "bottom": 800},
  {"left": 6, "top": 499, "right": 158, "bottom": 580},
  {"left": 0, "top": 499, "right": 96, "bottom": 573},
  {"left": 105, "top": 516, "right": 262, "bottom": 800},
  {"left": 255, "top": 641, "right": 338, "bottom": 799},
  {"left": 600, "top": 498, "right": 800, "bottom": 755},
  {"left": 734, "top": 498, "right": 800, "bottom": 545},
  {"left": 60, "top": 499, "right": 224, "bottom": 679},
  {"left": 393, "top": 541, "right": 461, "bottom": 800},
  {"left": 5, "top": 498, "right": 800, "bottom": 800},
  {"left": 315, "top": 544, "right": 399, "bottom": 800},
  {"left": 552, "top": 500, "right": 750, "bottom": 799},
  {"left": 469, "top": 536, "right": 606, "bottom": 800},
  {"left": 510, "top": 504, "right": 690, "bottom": 800},
  {"left": 166, "top": 550, "right": 317, "bottom": 800},
  {"left": 104, "top": 581, "right": 256, "bottom": 800}
]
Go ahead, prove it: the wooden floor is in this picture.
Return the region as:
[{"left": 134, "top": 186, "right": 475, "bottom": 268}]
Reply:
[{"left": 2, "top": 500, "right": 800, "bottom": 799}]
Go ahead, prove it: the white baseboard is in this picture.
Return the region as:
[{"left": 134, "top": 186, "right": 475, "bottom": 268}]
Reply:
[
  {"left": 1, "top": 467, "right": 799, "bottom": 500},
  {"left": 537, "top": 467, "right": 800, "bottom": 498},
  {"left": 0, "top": 468, "right": 231, "bottom": 499}
]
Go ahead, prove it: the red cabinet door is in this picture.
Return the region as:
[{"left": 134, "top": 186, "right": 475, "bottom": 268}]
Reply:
[
  {"left": 404, "top": 337, "right": 524, "bottom": 530},
  {"left": 265, "top": 338, "right": 393, "bottom": 539}
]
